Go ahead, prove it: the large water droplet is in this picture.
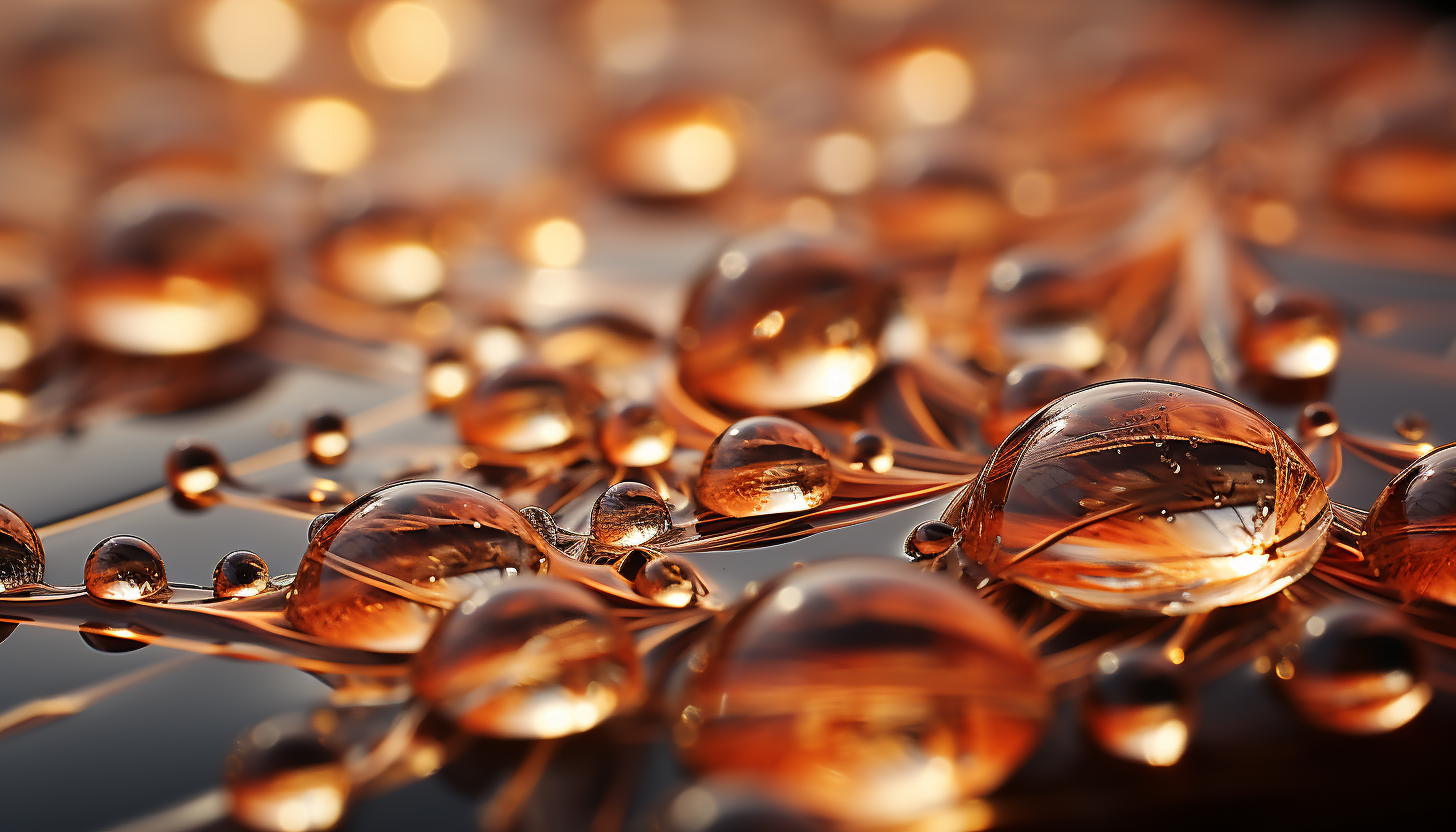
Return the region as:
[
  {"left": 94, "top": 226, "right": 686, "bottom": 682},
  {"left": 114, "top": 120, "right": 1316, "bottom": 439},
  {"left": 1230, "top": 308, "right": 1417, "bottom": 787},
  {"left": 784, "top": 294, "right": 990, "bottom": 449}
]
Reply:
[
  {"left": 215, "top": 550, "right": 271, "bottom": 598},
  {"left": 591, "top": 481, "right": 671, "bottom": 549},
  {"left": 1363, "top": 443, "right": 1456, "bottom": 605},
  {"left": 596, "top": 99, "right": 739, "bottom": 199},
  {"left": 696, "top": 417, "right": 838, "bottom": 518},
  {"left": 455, "top": 365, "right": 602, "bottom": 454},
  {"left": 1082, "top": 650, "right": 1194, "bottom": 766},
  {"left": 314, "top": 208, "right": 446, "bottom": 305},
  {"left": 677, "top": 559, "right": 1047, "bottom": 825},
  {"left": 599, "top": 402, "right": 676, "bottom": 468},
  {"left": 631, "top": 554, "right": 700, "bottom": 608},
  {"left": 0, "top": 502, "right": 43, "bottom": 590},
  {"left": 225, "top": 716, "right": 351, "bottom": 832},
  {"left": 956, "top": 380, "right": 1331, "bottom": 614},
  {"left": 84, "top": 535, "right": 169, "bottom": 601}
]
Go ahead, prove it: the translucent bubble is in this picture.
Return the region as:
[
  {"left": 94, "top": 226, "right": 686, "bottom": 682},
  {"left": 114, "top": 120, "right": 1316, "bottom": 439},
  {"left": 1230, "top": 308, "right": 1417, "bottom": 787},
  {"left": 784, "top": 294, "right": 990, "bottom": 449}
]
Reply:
[
  {"left": 697, "top": 417, "right": 838, "bottom": 518},
  {"left": 956, "top": 380, "right": 1331, "bottom": 614},
  {"left": 971, "top": 254, "right": 1112, "bottom": 374},
  {"left": 225, "top": 716, "right": 351, "bottom": 832},
  {"left": 614, "top": 549, "right": 701, "bottom": 608},
  {"left": 1238, "top": 289, "right": 1341, "bottom": 380},
  {"left": 304, "top": 411, "right": 350, "bottom": 466},
  {"left": 846, "top": 429, "right": 893, "bottom": 473},
  {"left": 677, "top": 559, "right": 1047, "bottom": 825},
  {"left": 1364, "top": 443, "right": 1456, "bottom": 605},
  {"left": 313, "top": 208, "right": 446, "bottom": 305},
  {"left": 166, "top": 439, "right": 228, "bottom": 504},
  {"left": 981, "top": 362, "right": 1088, "bottom": 447},
  {"left": 286, "top": 481, "right": 551, "bottom": 652},
  {"left": 215, "top": 550, "right": 271, "bottom": 598},
  {"left": 455, "top": 365, "right": 603, "bottom": 454},
  {"left": 307, "top": 512, "right": 335, "bottom": 542},
  {"left": 678, "top": 236, "right": 897, "bottom": 410},
  {"left": 1082, "top": 650, "right": 1194, "bottom": 766},
  {"left": 599, "top": 402, "right": 676, "bottom": 468},
  {"left": 591, "top": 481, "right": 671, "bottom": 548},
  {"left": 904, "top": 520, "right": 957, "bottom": 561},
  {"left": 85, "top": 535, "right": 169, "bottom": 601},
  {"left": 0, "top": 501, "right": 43, "bottom": 590},
  {"left": 411, "top": 578, "right": 642, "bottom": 738}
]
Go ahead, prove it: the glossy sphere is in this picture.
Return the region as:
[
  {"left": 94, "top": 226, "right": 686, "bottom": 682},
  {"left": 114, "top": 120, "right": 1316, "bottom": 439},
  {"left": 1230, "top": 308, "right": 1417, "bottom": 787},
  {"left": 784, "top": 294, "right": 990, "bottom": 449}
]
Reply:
[
  {"left": 85, "top": 535, "right": 169, "bottom": 601},
  {"left": 629, "top": 553, "right": 700, "bottom": 608},
  {"left": 904, "top": 520, "right": 957, "bottom": 561},
  {"left": 678, "top": 560, "right": 1046, "bottom": 825},
  {"left": 166, "top": 440, "right": 228, "bottom": 502},
  {"left": 412, "top": 578, "right": 641, "bottom": 738},
  {"left": 678, "top": 236, "right": 897, "bottom": 410},
  {"left": 599, "top": 402, "right": 676, "bottom": 468},
  {"left": 1082, "top": 650, "right": 1194, "bottom": 766},
  {"left": 846, "top": 429, "right": 894, "bottom": 473},
  {"left": 970, "top": 255, "right": 1112, "bottom": 375},
  {"left": 304, "top": 411, "right": 349, "bottom": 465},
  {"left": 697, "top": 417, "right": 838, "bottom": 518},
  {"left": 955, "top": 380, "right": 1331, "bottom": 614},
  {"left": 1238, "top": 289, "right": 1341, "bottom": 380},
  {"left": 286, "top": 481, "right": 552, "bottom": 652},
  {"left": 314, "top": 209, "right": 445, "bottom": 305},
  {"left": 455, "top": 365, "right": 602, "bottom": 454},
  {"left": 0, "top": 502, "right": 43, "bottom": 589},
  {"left": 225, "top": 719, "right": 351, "bottom": 832},
  {"left": 1280, "top": 604, "right": 1431, "bottom": 734},
  {"left": 591, "top": 481, "right": 671, "bottom": 548},
  {"left": 1363, "top": 444, "right": 1456, "bottom": 605},
  {"left": 214, "top": 550, "right": 271, "bottom": 598},
  {"left": 981, "top": 362, "right": 1088, "bottom": 448},
  {"left": 69, "top": 209, "right": 271, "bottom": 355}
]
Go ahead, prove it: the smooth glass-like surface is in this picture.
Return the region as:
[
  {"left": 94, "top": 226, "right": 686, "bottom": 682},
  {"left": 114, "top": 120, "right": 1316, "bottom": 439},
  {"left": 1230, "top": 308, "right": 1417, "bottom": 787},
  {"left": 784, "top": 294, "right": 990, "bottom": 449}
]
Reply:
[
  {"left": 1082, "top": 650, "right": 1193, "bottom": 766},
  {"left": 84, "top": 535, "right": 169, "bottom": 601},
  {"left": 598, "top": 402, "right": 676, "bottom": 467},
  {"left": 455, "top": 365, "right": 602, "bottom": 454},
  {"left": 0, "top": 501, "right": 43, "bottom": 589},
  {"left": 697, "top": 416, "right": 837, "bottom": 518},
  {"left": 1363, "top": 443, "right": 1456, "bottom": 605},
  {"left": 590, "top": 481, "right": 671, "bottom": 548},
  {"left": 214, "top": 550, "right": 271, "bottom": 598}
]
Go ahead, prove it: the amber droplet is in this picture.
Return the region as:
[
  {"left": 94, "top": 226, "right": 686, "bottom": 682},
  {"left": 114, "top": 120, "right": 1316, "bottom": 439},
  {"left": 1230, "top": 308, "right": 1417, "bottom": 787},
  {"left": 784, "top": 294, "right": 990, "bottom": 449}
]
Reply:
[
  {"left": 956, "top": 380, "right": 1331, "bottom": 614},
  {"left": 678, "top": 559, "right": 1046, "bottom": 825},
  {"left": 866, "top": 178, "right": 1005, "bottom": 258},
  {"left": 591, "top": 481, "right": 671, "bottom": 548},
  {"left": 904, "top": 520, "right": 957, "bottom": 561},
  {"left": 697, "top": 417, "right": 838, "bottom": 518},
  {"left": 84, "top": 535, "right": 169, "bottom": 601},
  {"left": 1296, "top": 402, "right": 1339, "bottom": 441},
  {"left": 970, "top": 254, "right": 1114, "bottom": 374},
  {"left": 518, "top": 506, "right": 560, "bottom": 549},
  {"left": 599, "top": 402, "right": 676, "bottom": 468},
  {"left": 596, "top": 99, "right": 739, "bottom": 199},
  {"left": 424, "top": 350, "right": 471, "bottom": 408},
  {"left": 1394, "top": 411, "right": 1429, "bottom": 443},
  {"left": 286, "top": 481, "right": 550, "bottom": 652},
  {"left": 412, "top": 578, "right": 642, "bottom": 738},
  {"left": 633, "top": 555, "right": 699, "bottom": 607},
  {"left": 981, "top": 362, "right": 1088, "bottom": 448},
  {"left": 314, "top": 208, "right": 446, "bottom": 305},
  {"left": 166, "top": 439, "right": 228, "bottom": 504},
  {"left": 225, "top": 717, "right": 351, "bottom": 832},
  {"left": 304, "top": 411, "right": 350, "bottom": 466},
  {"left": 1279, "top": 604, "right": 1431, "bottom": 734},
  {"left": 846, "top": 429, "right": 893, "bottom": 473},
  {"left": 1331, "top": 141, "right": 1456, "bottom": 221},
  {"left": 307, "top": 512, "right": 335, "bottom": 542},
  {"left": 455, "top": 364, "right": 602, "bottom": 454},
  {"left": 0, "top": 502, "right": 44, "bottom": 590},
  {"left": 1239, "top": 289, "right": 1341, "bottom": 380},
  {"left": 215, "top": 550, "right": 271, "bottom": 598},
  {"left": 1363, "top": 444, "right": 1456, "bottom": 605},
  {"left": 1082, "top": 650, "right": 1194, "bottom": 766},
  {"left": 678, "top": 235, "right": 897, "bottom": 410}
]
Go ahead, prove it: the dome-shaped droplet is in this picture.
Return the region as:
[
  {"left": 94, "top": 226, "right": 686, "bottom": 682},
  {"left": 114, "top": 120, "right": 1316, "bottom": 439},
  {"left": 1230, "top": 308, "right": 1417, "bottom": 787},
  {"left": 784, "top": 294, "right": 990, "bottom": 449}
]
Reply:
[
  {"left": 304, "top": 410, "right": 350, "bottom": 466},
  {"left": 314, "top": 208, "right": 446, "bottom": 305},
  {"left": 846, "top": 428, "right": 893, "bottom": 473},
  {"left": 1238, "top": 289, "right": 1341, "bottom": 380},
  {"left": 591, "top": 481, "right": 671, "bottom": 548},
  {"left": 981, "top": 362, "right": 1088, "bottom": 447},
  {"left": 412, "top": 578, "right": 641, "bottom": 738},
  {"left": 697, "top": 417, "right": 838, "bottom": 518},
  {"left": 1296, "top": 401, "right": 1339, "bottom": 442},
  {"left": 518, "top": 506, "right": 559, "bottom": 549},
  {"left": 455, "top": 364, "right": 602, "bottom": 454},
  {"left": 225, "top": 717, "right": 351, "bottom": 832},
  {"left": 955, "top": 380, "right": 1331, "bottom": 614},
  {"left": 1278, "top": 604, "right": 1431, "bottom": 734},
  {"left": 307, "top": 512, "right": 335, "bottom": 542},
  {"left": 1364, "top": 443, "right": 1456, "bottom": 605},
  {"left": 677, "top": 559, "right": 1047, "bottom": 825},
  {"left": 215, "top": 550, "right": 271, "bottom": 598},
  {"left": 678, "top": 236, "right": 897, "bottom": 410},
  {"left": 0, "top": 502, "right": 43, "bottom": 590},
  {"left": 633, "top": 555, "right": 700, "bottom": 608},
  {"left": 1082, "top": 650, "right": 1194, "bottom": 766},
  {"left": 424, "top": 349, "right": 471, "bottom": 408},
  {"left": 166, "top": 439, "right": 228, "bottom": 504},
  {"left": 865, "top": 176, "right": 1005, "bottom": 258},
  {"left": 599, "top": 402, "right": 676, "bottom": 468},
  {"left": 596, "top": 99, "right": 739, "bottom": 199},
  {"left": 286, "top": 481, "right": 551, "bottom": 652},
  {"left": 904, "top": 519, "right": 957, "bottom": 561},
  {"left": 84, "top": 535, "right": 169, "bottom": 601},
  {"left": 969, "top": 253, "right": 1115, "bottom": 375},
  {"left": 1394, "top": 411, "right": 1429, "bottom": 443}
]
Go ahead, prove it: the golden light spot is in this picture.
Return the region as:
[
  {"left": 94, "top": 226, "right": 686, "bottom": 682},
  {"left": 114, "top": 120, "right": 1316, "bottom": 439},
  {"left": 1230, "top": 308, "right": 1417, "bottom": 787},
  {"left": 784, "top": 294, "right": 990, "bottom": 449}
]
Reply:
[
  {"left": 752, "top": 310, "right": 785, "bottom": 339},
  {"left": 197, "top": 0, "right": 303, "bottom": 83},
  {"left": 896, "top": 48, "right": 973, "bottom": 126},
  {"left": 0, "top": 390, "right": 29, "bottom": 425},
  {"left": 527, "top": 218, "right": 585, "bottom": 268},
  {"left": 425, "top": 359, "right": 470, "bottom": 402},
  {"left": 1166, "top": 647, "right": 1185, "bottom": 665},
  {"left": 177, "top": 467, "right": 221, "bottom": 496},
  {"left": 353, "top": 1, "right": 453, "bottom": 90},
  {"left": 785, "top": 196, "right": 835, "bottom": 236},
  {"left": 1275, "top": 657, "right": 1295, "bottom": 680},
  {"left": 585, "top": 0, "right": 676, "bottom": 74},
  {"left": 811, "top": 131, "right": 877, "bottom": 195},
  {"left": 664, "top": 123, "right": 736, "bottom": 193},
  {"left": 0, "top": 321, "right": 32, "bottom": 371},
  {"left": 278, "top": 98, "right": 374, "bottom": 176},
  {"left": 309, "top": 431, "right": 350, "bottom": 462},
  {"left": 413, "top": 300, "right": 453, "bottom": 337},
  {"left": 470, "top": 325, "right": 527, "bottom": 371},
  {"left": 1009, "top": 169, "right": 1056, "bottom": 217},
  {"left": 1249, "top": 199, "right": 1299, "bottom": 246}
]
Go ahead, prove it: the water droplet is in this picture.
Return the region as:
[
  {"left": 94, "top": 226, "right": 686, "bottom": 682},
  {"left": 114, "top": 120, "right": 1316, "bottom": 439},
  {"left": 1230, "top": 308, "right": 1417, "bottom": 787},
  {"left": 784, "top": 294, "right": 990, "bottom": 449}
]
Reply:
[
  {"left": 80, "top": 624, "right": 151, "bottom": 653},
  {"left": 596, "top": 99, "right": 739, "bottom": 198},
  {"left": 599, "top": 402, "right": 676, "bottom": 468},
  {"left": 412, "top": 578, "right": 641, "bottom": 737},
  {"left": 591, "top": 481, "right": 671, "bottom": 548},
  {"left": 307, "top": 512, "right": 335, "bottom": 542},
  {"left": 286, "top": 481, "right": 550, "bottom": 651},
  {"left": 215, "top": 550, "right": 271, "bottom": 598},
  {"left": 845, "top": 429, "right": 894, "bottom": 473},
  {"left": 0, "top": 502, "right": 44, "bottom": 590},
  {"left": 1083, "top": 650, "right": 1194, "bottom": 766},
  {"left": 677, "top": 559, "right": 1046, "bottom": 825},
  {"left": 84, "top": 535, "right": 169, "bottom": 601},
  {"left": 304, "top": 411, "right": 349, "bottom": 465},
  {"left": 314, "top": 208, "right": 445, "bottom": 305},
  {"left": 982, "top": 362, "right": 1088, "bottom": 447},
  {"left": 455, "top": 364, "right": 602, "bottom": 454},
  {"left": 697, "top": 417, "right": 838, "bottom": 518},
  {"left": 518, "top": 506, "right": 560, "bottom": 549},
  {"left": 631, "top": 554, "right": 700, "bottom": 608},
  {"left": 1394, "top": 411, "right": 1429, "bottom": 443},
  {"left": 905, "top": 520, "right": 958, "bottom": 561},
  {"left": 678, "top": 235, "right": 895, "bottom": 410},
  {"left": 423, "top": 349, "right": 471, "bottom": 408},
  {"left": 1364, "top": 443, "right": 1456, "bottom": 605},
  {"left": 971, "top": 253, "right": 1112, "bottom": 374},
  {"left": 1239, "top": 288, "right": 1341, "bottom": 380},
  {"left": 166, "top": 439, "right": 228, "bottom": 505},
  {"left": 225, "top": 716, "right": 351, "bottom": 832},
  {"left": 957, "top": 380, "right": 1331, "bottom": 614}
]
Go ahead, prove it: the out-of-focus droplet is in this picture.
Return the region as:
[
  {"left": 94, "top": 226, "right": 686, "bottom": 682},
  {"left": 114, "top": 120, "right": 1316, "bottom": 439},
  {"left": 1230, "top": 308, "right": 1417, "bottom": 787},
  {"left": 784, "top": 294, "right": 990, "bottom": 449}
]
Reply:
[
  {"left": 810, "top": 132, "right": 877, "bottom": 196},
  {"left": 166, "top": 440, "right": 229, "bottom": 504},
  {"left": 519, "top": 506, "right": 560, "bottom": 548},
  {"left": 215, "top": 550, "right": 271, "bottom": 598},
  {"left": 225, "top": 717, "right": 351, "bottom": 832},
  {"left": 80, "top": 626, "right": 152, "bottom": 653},
  {"left": 1296, "top": 402, "right": 1339, "bottom": 442},
  {"left": 971, "top": 254, "right": 1112, "bottom": 374},
  {"left": 867, "top": 177, "right": 1005, "bottom": 257},
  {"left": 352, "top": 1, "right": 454, "bottom": 90},
  {"left": 591, "top": 481, "right": 671, "bottom": 548},
  {"left": 85, "top": 535, "right": 169, "bottom": 601},
  {"left": 957, "top": 380, "right": 1331, "bottom": 614},
  {"left": 632, "top": 554, "right": 699, "bottom": 607},
  {"left": 307, "top": 512, "right": 335, "bottom": 542},
  {"left": 1239, "top": 289, "right": 1341, "bottom": 380},
  {"left": 521, "top": 216, "right": 585, "bottom": 269},
  {"left": 314, "top": 209, "right": 447, "bottom": 305},
  {"left": 1394, "top": 411, "right": 1428, "bottom": 443},
  {"left": 1363, "top": 444, "right": 1456, "bottom": 605},
  {"left": 661, "top": 784, "right": 827, "bottom": 832},
  {"left": 580, "top": 0, "right": 677, "bottom": 75},
  {"left": 678, "top": 236, "right": 895, "bottom": 410},
  {"left": 193, "top": 0, "right": 303, "bottom": 84},
  {"left": 456, "top": 364, "right": 602, "bottom": 454},
  {"left": 1008, "top": 169, "right": 1057, "bottom": 217},
  {"left": 468, "top": 322, "right": 529, "bottom": 373},
  {"left": 597, "top": 100, "right": 739, "bottom": 199},
  {"left": 697, "top": 416, "right": 838, "bottom": 518},
  {"left": 1331, "top": 142, "right": 1456, "bottom": 221},
  {"left": 904, "top": 519, "right": 957, "bottom": 561},
  {"left": 0, "top": 502, "right": 43, "bottom": 590},
  {"left": 981, "top": 362, "right": 1089, "bottom": 447},
  {"left": 678, "top": 559, "right": 1046, "bottom": 825},
  {"left": 277, "top": 98, "right": 374, "bottom": 176},
  {"left": 424, "top": 350, "right": 471, "bottom": 407},
  {"left": 1244, "top": 198, "right": 1299, "bottom": 246},
  {"left": 286, "top": 481, "right": 550, "bottom": 651},
  {"left": 599, "top": 402, "right": 676, "bottom": 467},
  {"left": 304, "top": 411, "right": 350, "bottom": 466},
  {"left": 865, "top": 45, "right": 975, "bottom": 127},
  {"left": 412, "top": 578, "right": 641, "bottom": 737},
  {"left": 0, "top": 292, "right": 54, "bottom": 374},
  {"left": 1279, "top": 604, "right": 1431, "bottom": 734},
  {"left": 0, "top": 389, "right": 28, "bottom": 429},
  {"left": 1082, "top": 650, "right": 1194, "bottom": 766},
  {"left": 846, "top": 428, "right": 893, "bottom": 473}
]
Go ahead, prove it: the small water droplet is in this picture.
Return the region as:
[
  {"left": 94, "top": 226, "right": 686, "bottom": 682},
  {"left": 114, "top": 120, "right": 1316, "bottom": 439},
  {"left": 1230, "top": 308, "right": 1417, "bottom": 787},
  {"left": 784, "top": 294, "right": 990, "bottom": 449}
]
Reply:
[
  {"left": 214, "top": 550, "right": 271, "bottom": 598},
  {"left": 166, "top": 440, "right": 228, "bottom": 505},
  {"left": 84, "top": 535, "right": 169, "bottom": 601},
  {"left": 697, "top": 416, "right": 838, "bottom": 518},
  {"left": 599, "top": 402, "right": 676, "bottom": 468},
  {"left": 845, "top": 429, "right": 894, "bottom": 473},
  {"left": 304, "top": 410, "right": 350, "bottom": 465},
  {"left": 905, "top": 520, "right": 958, "bottom": 561},
  {"left": 591, "top": 481, "right": 671, "bottom": 549},
  {"left": 225, "top": 715, "right": 351, "bottom": 832}
]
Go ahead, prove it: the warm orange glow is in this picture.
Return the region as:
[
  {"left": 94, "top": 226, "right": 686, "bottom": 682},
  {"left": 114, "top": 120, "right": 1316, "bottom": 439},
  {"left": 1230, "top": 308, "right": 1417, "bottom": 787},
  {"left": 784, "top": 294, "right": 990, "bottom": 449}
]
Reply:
[
  {"left": 277, "top": 99, "right": 374, "bottom": 176},
  {"left": 584, "top": 0, "right": 677, "bottom": 74},
  {"left": 196, "top": 0, "right": 303, "bottom": 83},
  {"left": 526, "top": 218, "right": 586, "bottom": 268},
  {"left": 353, "top": 2, "right": 453, "bottom": 90},
  {"left": 894, "top": 48, "right": 973, "bottom": 126},
  {"left": 811, "top": 132, "right": 877, "bottom": 195}
]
